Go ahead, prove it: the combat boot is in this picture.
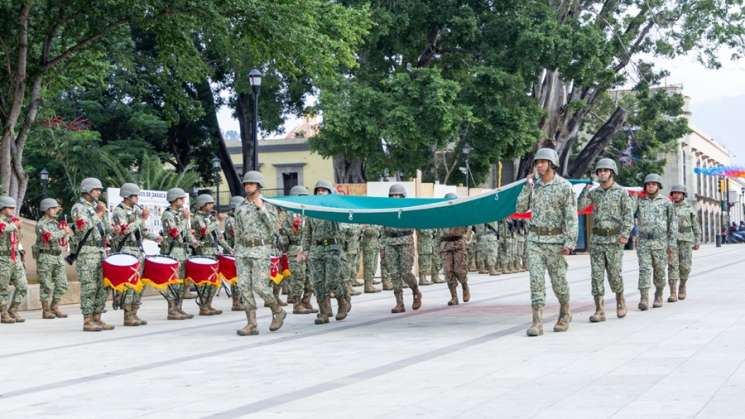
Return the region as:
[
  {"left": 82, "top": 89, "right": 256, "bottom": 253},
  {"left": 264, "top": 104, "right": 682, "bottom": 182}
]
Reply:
[
  {"left": 678, "top": 280, "right": 687, "bottom": 300},
  {"left": 382, "top": 278, "right": 393, "bottom": 290},
  {"left": 177, "top": 299, "right": 194, "bottom": 319},
  {"left": 236, "top": 310, "right": 259, "bottom": 336},
  {"left": 460, "top": 278, "right": 471, "bottom": 302},
  {"left": 553, "top": 303, "right": 572, "bottom": 332},
  {"left": 391, "top": 291, "right": 405, "bottom": 314},
  {"left": 301, "top": 291, "right": 318, "bottom": 313},
  {"left": 168, "top": 300, "right": 188, "bottom": 320},
  {"left": 123, "top": 305, "right": 140, "bottom": 326},
  {"left": 412, "top": 285, "right": 422, "bottom": 310},
  {"left": 616, "top": 292, "right": 627, "bottom": 318},
  {"left": 364, "top": 281, "right": 380, "bottom": 293},
  {"left": 269, "top": 304, "right": 287, "bottom": 331},
  {"left": 335, "top": 296, "right": 349, "bottom": 321},
  {"left": 82, "top": 314, "right": 102, "bottom": 332},
  {"left": 132, "top": 304, "right": 147, "bottom": 325},
  {"left": 488, "top": 266, "right": 499, "bottom": 276},
  {"left": 287, "top": 296, "right": 297, "bottom": 304},
  {"left": 232, "top": 293, "right": 245, "bottom": 311},
  {"left": 526, "top": 306, "right": 543, "bottom": 337},
  {"left": 206, "top": 294, "right": 223, "bottom": 315},
  {"left": 293, "top": 300, "right": 312, "bottom": 315},
  {"left": 589, "top": 296, "right": 606, "bottom": 323},
  {"left": 51, "top": 300, "right": 67, "bottom": 318},
  {"left": 314, "top": 297, "right": 331, "bottom": 325},
  {"left": 447, "top": 283, "right": 459, "bottom": 306},
  {"left": 41, "top": 300, "right": 55, "bottom": 319},
  {"left": 0, "top": 304, "right": 15, "bottom": 324},
  {"left": 7, "top": 303, "right": 24, "bottom": 323},
  {"left": 667, "top": 280, "right": 678, "bottom": 303},
  {"left": 419, "top": 274, "right": 432, "bottom": 286},
  {"left": 93, "top": 312, "right": 115, "bottom": 330},
  {"left": 638, "top": 289, "right": 649, "bottom": 311},
  {"left": 653, "top": 287, "right": 664, "bottom": 308},
  {"left": 477, "top": 261, "right": 488, "bottom": 275}
]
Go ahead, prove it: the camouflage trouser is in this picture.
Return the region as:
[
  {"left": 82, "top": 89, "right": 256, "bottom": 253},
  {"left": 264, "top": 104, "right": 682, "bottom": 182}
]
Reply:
[
  {"left": 0, "top": 257, "right": 28, "bottom": 307},
  {"left": 441, "top": 241, "right": 467, "bottom": 285},
  {"left": 527, "top": 242, "right": 569, "bottom": 307},
  {"left": 346, "top": 248, "right": 360, "bottom": 285},
  {"left": 637, "top": 244, "right": 666, "bottom": 290},
  {"left": 521, "top": 239, "right": 528, "bottom": 267},
  {"left": 383, "top": 242, "right": 417, "bottom": 292},
  {"left": 76, "top": 249, "right": 108, "bottom": 315},
  {"left": 418, "top": 252, "right": 433, "bottom": 276},
  {"left": 431, "top": 251, "right": 442, "bottom": 277},
  {"left": 309, "top": 246, "right": 346, "bottom": 300},
  {"left": 476, "top": 235, "right": 499, "bottom": 269},
  {"left": 467, "top": 240, "right": 477, "bottom": 268},
  {"left": 236, "top": 246, "right": 277, "bottom": 311},
  {"left": 362, "top": 244, "right": 379, "bottom": 283},
  {"left": 37, "top": 254, "right": 69, "bottom": 304},
  {"left": 589, "top": 243, "right": 624, "bottom": 296},
  {"left": 380, "top": 248, "right": 390, "bottom": 283},
  {"left": 499, "top": 239, "right": 513, "bottom": 269},
  {"left": 287, "top": 246, "right": 310, "bottom": 300},
  {"left": 668, "top": 241, "right": 693, "bottom": 283}
]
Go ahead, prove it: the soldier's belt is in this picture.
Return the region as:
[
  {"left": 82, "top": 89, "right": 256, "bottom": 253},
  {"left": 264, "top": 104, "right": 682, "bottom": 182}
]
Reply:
[
  {"left": 529, "top": 226, "right": 562, "bottom": 236},
  {"left": 314, "top": 238, "right": 339, "bottom": 246},
  {"left": 678, "top": 226, "right": 693, "bottom": 233},
  {"left": 592, "top": 226, "right": 621, "bottom": 236},
  {"left": 639, "top": 232, "right": 660, "bottom": 240},
  {"left": 441, "top": 235, "right": 464, "bottom": 242},
  {"left": 289, "top": 240, "right": 300, "bottom": 246},
  {"left": 384, "top": 230, "right": 413, "bottom": 238},
  {"left": 240, "top": 238, "right": 269, "bottom": 247},
  {"left": 38, "top": 249, "right": 63, "bottom": 256}
]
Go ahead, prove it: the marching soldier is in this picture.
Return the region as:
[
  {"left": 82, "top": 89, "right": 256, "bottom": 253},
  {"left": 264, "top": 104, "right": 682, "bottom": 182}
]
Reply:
[
  {"left": 668, "top": 184, "right": 701, "bottom": 302},
  {"left": 382, "top": 184, "right": 422, "bottom": 313},
  {"left": 0, "top": 196, "right": 28, "bottom": 324},
  {"left": 342, "top": 223, "right": 363, "bottom": 295},
  {"left": 440, "top": 193, "right": 470, "bottom": 305},
  {"left": 112, "top": 183, "right": 162, "bottom": 326},
  {"left": 634, "top": 174, "right": 676, "bottom": 310},
  {"left": 192, "top": 194, "right": 232, "bottom": 316},
  {"left": 160, "top": 187, "right": 197, "bottom": 320},
  {"left": 234, "top": 171, "right": 286, "bottom": 335},
  {"left": 71, "top": 178, "right": 113, "bottom": 332},
  {"left": 299, "top": 180, "right": 349, "bottom": 324},
  {"left": 224, "top": 195, "right": 246, "bottom": 311},
  {"left": 475, "top": 222, "right": 500, "bottom": 275},
  {"left": 361, "top": 224, "right": 382, "bottom": 293},
  {"left": 278, "top": 185, "right": 317, "bottom": 315},
  {"left": 516, "top": 148, "right": 578, "bottom": 337},
  {"left": 416, "top": 229, "right": 436, "bottom": 285},
  {"left": 34, "top": 198, "right": 72, "bottom": 319},
  {"left": 577, "top": 158, "right": 634, "bottom": 322}
]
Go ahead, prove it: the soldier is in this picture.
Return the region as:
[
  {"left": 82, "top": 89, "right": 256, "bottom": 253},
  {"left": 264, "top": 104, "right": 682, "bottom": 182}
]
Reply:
[
  {"left": 192, "top": 194, "right": 232, "bottom": 316},
  {"left": 497, "top": 219, "right": 513, "bottom": 274},
  {"left": 634, "top": 174, "right": 676, "bottom": 310},
  {"left": 475, "top": 222, "right": 500, "bottom": 275},
  {"left": 382, "top": 184, "right": 422, "bottom": 313},
  {"left": 668, "top": 184, "right": 701, "bottom": 302},
  {"left": 431, "top": 237, "right": 446, "bottom": 283},
  {"left": 71, "top": 178, "right": 113, "bottom": 332},
  {"left": 361, "top": 224, "right": 382, "bottom": 293},
  {"left": 416, "top": 229, "right": 436, "bottom": 285},
  {"left": 577, "top": 158, "right": 634, "bottom": 322},
  {"left": 341, "top": 223, "right": 363, "bottom": 295},
  {"left": 160, "top": 187, "right": 197, "bottom": 320},
  {"left": 298, "top": 180, "right": 349, "bottom": 324},
  {"left": 516, "top": 148, "right": 578, "bottom": 337},
  {"left": 224, "top": 195, "right": 246, "bottom": 311},
  {"left": 0, "top": 196, "right": 28, "bottom": 324},
  {"left": 278, "top": 185, "right": 317, "bottom": 315},
  {"left": 380, "top": 246, "right": 393, "bottom": 290},
  {"left": 34, "top": 198, "right": 72, "bottom": 319},
  {"left": 467, "top": 228, "right": 478, "bottom": 272},
  {"left": 234, "top": 171, "right": 286, "bottom": 336},
  {"left": 111, "top": 183, "right": 162, "bottom": 326},
  {"left": 440, "top": 193, "right": 470, "bottom": 305}
]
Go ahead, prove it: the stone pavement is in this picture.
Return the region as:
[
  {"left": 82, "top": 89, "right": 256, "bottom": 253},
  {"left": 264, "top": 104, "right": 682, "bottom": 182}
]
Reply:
[{"left": 0, "top": 244, "right": 744, "bottom": 419}]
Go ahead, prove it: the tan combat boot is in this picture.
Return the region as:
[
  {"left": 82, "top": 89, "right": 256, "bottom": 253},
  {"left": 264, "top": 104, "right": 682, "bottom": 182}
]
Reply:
[
  {"left": 177, "top": 299, "right": 194, "bottom": 319},
  {"left": 678, "top": 280, "right": 687, "bottom": 300},
  {"left": 412, "top": 285, "right": 422, "bottom": 310},
  {"left": 51, "top": 300, "right": 68, "bottom": 318},
  {"left": 1, "top": 304, "right": 15, "bottom": 324},
  {"left": 93, "top": 312, "right": 115, "bottom": 330},
  {"left": 553, "top": 303, "right": 572, "bottom": 332},
  {"left": 638, "top": 289, "right": 649, "bottom": 311},
  {"left": 231, "top": 292, "right": 245, "bottom": 311},
  {"left": 83, "top": 314, "right": 102, "bottom": 332},
  {"left": 382, "top": 278, "right": 393, "bottom": 290},
  {"left": 652, "top": 287, "right": 664, "bottom": 308},
  {"left": 667, "top": 280, "right": 678, "bottom": 303},
  {"left": 616, "top": 292, "right": 627, "bottom": 318},
  {"left": 488, "top": 266, "right": 499, "bottom": 276},
  {"left": 364, "top": 280, "right": 381, "bottom": 293},
  {"left": 123, "top": 305, "right": 139, "bottom": 326},
  {"left": 460, "top": 278, "right": 471, "bottom": 303},
  {"left": 589, "top": 296, "right": 606, "bottom": 323},
  {"left": 314, "top": 297, "right": 331, "bottom": 324},
  {"left": 131, "top": 304, "right": 147, "bottom": 325},
  {"left": 167, "top": 300, "right": 188, "bottom": 320},
  {"left": 477, "top": 261, "right": 488, "bottom": 275},
  {"left": 236, "top": 310, "right": 259, "bottom": 336},
  {"left": 7, "top": 303, "right": 24, "bottom": 323},
  {"left": 293, "top": 299, "right": 312, "bottom": 315},
  {"left": 207, "top": 293, "right": 223, "bottom": 315},
  {"left": 391, "top": 291, "right": 405, "bottom": 313},
  {"left": 41, "top": 300, "right": 56, "bottom": 319},
  {"left": 301, "top": 291, "right": 318, "bottom": 313},
  {"left": 419, "top": 273, "right": 432, "bottom": 286},
  {"left": 269, "top": 304, "right": 287, "bottom": 331},
  {"left": 335, "top": 296, "right": 349, "bottom": 321},
  {"left": 526, "top": 306, "right": 543, "bottom": 337},
  {"left": 447, "top": 283, "right": 459, "bottom": 306}
]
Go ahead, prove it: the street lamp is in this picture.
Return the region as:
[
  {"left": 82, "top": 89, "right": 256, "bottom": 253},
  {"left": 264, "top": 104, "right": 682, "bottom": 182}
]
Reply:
[
  {"left": 212, "top": 157, "right": 221, "bottom": 211},
  {"left": 248, "top": 68, "right": 262, "bottom": 171},
  {"left": 462, "top": 143, "right": 471, "bottom": 193},
  {"left": 40, "top": 168, "right": 49, "bottom": 198}
]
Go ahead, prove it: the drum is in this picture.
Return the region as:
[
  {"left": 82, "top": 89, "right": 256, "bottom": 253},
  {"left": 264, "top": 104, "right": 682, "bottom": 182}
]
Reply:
[
  {"left": 186, "top": 256, "right": 220, "bottom": 287},
  {"left": 269, "top": 255, "right": 284, "bottom": 285},
  {"left": 218, "top": 255, "right": 237, "bottom": 285},
  {"left": 102, "top": 253, "right": 141, "bottom": 292},
  {"left": 280, "top": 253, "right": 291, "bottom": 278},
  {"left": 142, "top": 255, "right": 180, "bottom": 290}
]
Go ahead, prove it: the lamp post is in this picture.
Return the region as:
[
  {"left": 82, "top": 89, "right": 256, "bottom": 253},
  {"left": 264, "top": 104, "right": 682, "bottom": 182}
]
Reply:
[
  {"left": 40, "top": 168, "right": 49, "bottom": 198},
  {"left": 212, "top": 157, "right": 221, "bottom": 211},
  {"left": 248, "top": 69, "right": 262, "bottom": 171},
  {"left": 463, "top": 143, "right": 471, "bottom": 194}
]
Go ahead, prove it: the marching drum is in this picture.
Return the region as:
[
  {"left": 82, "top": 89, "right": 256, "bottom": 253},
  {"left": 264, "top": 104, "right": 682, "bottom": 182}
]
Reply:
[
  {"left": 186, "top": 256, "right": 220, "bottom": 287},
  {"left": 218, "top": 255, "right": 237, "bottom": 284},
  {"left": 102, "top": 253, "right": 141, "bottom": 292},
  {"left": 142, "top": 255, "right": 180, "bottom": 290}
]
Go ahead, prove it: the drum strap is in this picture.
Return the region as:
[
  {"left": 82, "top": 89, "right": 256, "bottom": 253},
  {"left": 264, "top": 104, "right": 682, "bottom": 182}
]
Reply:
[{"left": 65, "top": 227, "right": 94, "bottom": 265}]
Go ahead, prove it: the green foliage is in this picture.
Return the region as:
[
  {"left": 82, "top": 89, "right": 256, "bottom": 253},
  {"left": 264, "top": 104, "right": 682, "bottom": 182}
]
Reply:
[{"left": 101, "top": 152, "right": 201, "bottom": 191}]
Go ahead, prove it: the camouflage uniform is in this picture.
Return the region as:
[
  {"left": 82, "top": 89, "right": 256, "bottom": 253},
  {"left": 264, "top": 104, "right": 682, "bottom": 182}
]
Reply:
[
  {"left": 381, "top": 226, "right": 421, "bottom": 312},
  {"left": 71, "top": 198, "right": 111, "bottom": 317},
  {"left": 361, "top": 224, "right": 382, "bottom": 292},
  {"left": 34, "top": 215, "right": 70, "bottom": 316},
  {"left": 474, "top": 223, "right": 499, "bottom": 275},
  {"left": 440, "top": 226, "right": 469, "bottom": 305},
  {"left": 302, "top": 217, "right": 348, "bottom": 322},
  {"left": 192, "top": 209, "right": 232, "bottom": 314},
  {"left": 416, "top": 229, "right": 438, "bottom": 284},
  {"left": 341, "top": 223, "right": 363, "bottom": 293},
  {"left": 467, "top": 229, "right": 478, "bottom": 271},
  {"left": 0, "top": 213, "right": 28, "bottom": 323},
  {"left": 234, "top": 199, "right": 279, "bottom": 311},
  {"left": 634, "top": 193, "right": 676, "bottom": 302},
  {"left": 497, "top": 220, "right": 514, "bottom": 273},
  {"left": 161, "top": 206, "right": 196, "bottom": 317},
  {"left": 224, "top": 210, "right": 243, "bottom": 309},
  {"left": 669, "top": 199, "right": 701, "bottom": 300},
  {"left": 515, "top": 220, "right": 528, "bottom": 270},
  {"left": 279, "top": 211, "right": 316, "bottom": 312}
]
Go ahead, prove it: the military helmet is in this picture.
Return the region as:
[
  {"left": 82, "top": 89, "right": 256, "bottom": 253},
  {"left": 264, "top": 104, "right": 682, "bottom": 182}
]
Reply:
[
  {"left": 229, "top": 196, "right": 245, "bottom": 210},
  {"left": 643, "top": 173, "right": 663, "bottom": 188},
  {"left": 444, "top": 192, "right": 458, "bottom": 200},
  {"left": 80, "top": 177, "right": 104, "bottom": 194},
  {"left": 314, "top": 180, "right": 334, "bottom": 195},
  {"left": 533, "top": 147, "right": 559, "bottom": 167},
  {"left": 0, "top": 195, "right": 17, "bottom": 210},
  {"left": 119, "top": 183, "right": 141, "bottom": 198},
  {"left": 289, "top": 185, "right": 309, "bottom": 196},
  {"left": 242, "top": 171, "right": 265, "bottom": 188},
  {"left": 388, "top": 184, "right": 407, "bottom": 198},
  {"left": 594, "top": 158, "right": 618, "bottom": 175},
  {"left": 195, "top": 194, "right": 215, "bottom": 209},
  {"left": 167, "top": 187, "right": 187, "bottom": 203},
  {"left": 40, "top": 198, "right": 60, "bottom": 212},
  {"left": 670, "top": 184, "right": 687, "bottom": 195}
]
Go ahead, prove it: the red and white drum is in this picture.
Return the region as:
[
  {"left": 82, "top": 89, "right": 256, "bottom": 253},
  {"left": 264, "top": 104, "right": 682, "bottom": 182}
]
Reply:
[
  {"left": 142, "top": 255, "right": 180, "bottom": 290},
  {"left": 186, "top": 256, "right": 220, "bottom": 287},
  {"left": 218, "top": 255, "right": 237, "bottom": 284},
  {"left": 102, "top": 253, "right": 141, "bottom": 292}
]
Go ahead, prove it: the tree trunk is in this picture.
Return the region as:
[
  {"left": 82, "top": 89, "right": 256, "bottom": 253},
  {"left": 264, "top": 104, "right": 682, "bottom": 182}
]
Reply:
[
  {"left": 333, "top": 156, "right": 366, "bottom": 183},
  {"left": 236, "top": 92, "right": 257, "bottom": 174},
  {"left": 567, "top": 106, "right": 627, "bottom": 178}
]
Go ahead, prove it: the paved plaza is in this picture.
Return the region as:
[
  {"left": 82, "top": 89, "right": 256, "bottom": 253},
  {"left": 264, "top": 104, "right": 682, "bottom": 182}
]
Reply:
[{"left": 1, "top": 244, "right": 744, "bottom": 418}]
